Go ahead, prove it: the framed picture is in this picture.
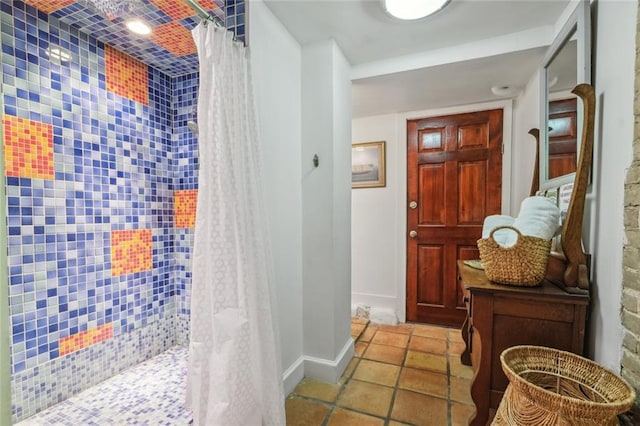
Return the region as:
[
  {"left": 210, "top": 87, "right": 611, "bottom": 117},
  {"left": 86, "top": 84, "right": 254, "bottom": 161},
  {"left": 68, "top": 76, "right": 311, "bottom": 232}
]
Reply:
[{"left": 352, "top": 141, "right": 386, "bottom": 188}]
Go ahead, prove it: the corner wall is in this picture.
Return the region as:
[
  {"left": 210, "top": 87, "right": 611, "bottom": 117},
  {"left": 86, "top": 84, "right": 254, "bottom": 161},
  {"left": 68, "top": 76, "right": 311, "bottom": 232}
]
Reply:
[
  {"left": 595, "top": 0, "right": 636, "bottom": 375},
  {"left": 249, "top": 0, "right": 305, "bottom": 394},
  {"left": 301, "top": 39, "right": 353, "bottom": 383}
]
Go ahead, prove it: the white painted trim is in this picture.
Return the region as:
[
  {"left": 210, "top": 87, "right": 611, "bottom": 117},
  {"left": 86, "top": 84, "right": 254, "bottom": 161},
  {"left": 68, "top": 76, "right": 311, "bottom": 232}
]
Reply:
[
  {"left": 396, "top": 99, "right": 514, "bottom": 323},
  {"left": 282, "top": 356, "right": 305, "bottom": 396},
  {"left": 351, "top": 292, "right": 398, "bottom": 312},
  {"left": 351, "top": 26, "right": 553, "bottom": 80},
  {"left": 302, "top": 338, "right": 355, "bottom": 383}
]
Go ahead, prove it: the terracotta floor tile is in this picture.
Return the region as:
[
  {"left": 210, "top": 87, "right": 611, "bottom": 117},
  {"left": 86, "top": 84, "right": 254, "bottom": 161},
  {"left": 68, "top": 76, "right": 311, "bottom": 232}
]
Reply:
[
  {"left": 285, "top": 396, "right": 330, "bottom": 426},
  {"left": 449, "top": 355, "right": 474, "bottom": 379},
  {"left": 378, "top": 323, "right": 413, "bottom": 334},
  {"left": 388, "top": 421, "right": 412, "bottom": 426},
  {"left": 359, "top": 325, "right": 378, "bottom": 343},
  {"left": 398, "top": 367, "right": 448, "bottom": 398},
  {"left": 390, "top": 389, "right": 448, "bottom": 425},
  {"left": 411, "top": 324, "right": 449, "bottom": 340},
  {"left": 353, "top": 359, "right": 401, "bottom": 387},
  {"left": 293, "top": 378, "right": 341, "bottom": 403},
  {"left": 326, "top": 408, "right": 385, "bottom": 426},
  {"left": 405, "top": 350, "right": 447, "bottom": 374},
  {"left": 451, "top": 402, "right": 476, "bottom": 426},
  {"left": 336, "top": 379, "right": 394, "bottom": 418},
  {"left": 352, "top": 317, "right": 370, "bottom": 325},
  {"left": 449, "top": 340, "right": 466, "bottom": 356},
  {"left": 371, "top": 331, "right": 410, "bottom": 348},
  {"left": 355, "top": 341, "right": 368, "bottom": 357},
  {"left": 450, "top": 376, "right": 473, "bottom": 405},
  {"left": 338, "top": 358, "right": 359, "bottom": 385},
  {"left": 408, "top": 335, "right": 447, "bottom": 355},
  {"left": 363, "top": 343, "right": 406, "bottom": 365},
  {"left": 448, "top": 329, "right": 465, "bottom": 344},
  {"left": 351, "top": 323, "right": 366, "bottom": 340}
]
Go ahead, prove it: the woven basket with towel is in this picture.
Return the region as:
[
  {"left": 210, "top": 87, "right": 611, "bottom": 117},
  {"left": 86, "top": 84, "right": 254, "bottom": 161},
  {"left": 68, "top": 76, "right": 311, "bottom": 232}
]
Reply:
[{"left": 478, "top": 197, "right": 560, "bottom": 286}]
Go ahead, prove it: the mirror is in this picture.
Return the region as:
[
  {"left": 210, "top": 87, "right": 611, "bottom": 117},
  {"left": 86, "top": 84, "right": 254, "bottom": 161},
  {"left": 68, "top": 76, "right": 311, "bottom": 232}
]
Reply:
[{"left": 539, "top": 0, "right": 591, "bottom": 190}]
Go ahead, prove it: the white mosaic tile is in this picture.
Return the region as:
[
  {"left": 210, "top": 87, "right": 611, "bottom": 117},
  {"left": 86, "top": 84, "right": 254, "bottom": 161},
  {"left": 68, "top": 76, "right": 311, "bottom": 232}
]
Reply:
[{"left": 16, "top": 346, "right": 191, "bottom": 426}]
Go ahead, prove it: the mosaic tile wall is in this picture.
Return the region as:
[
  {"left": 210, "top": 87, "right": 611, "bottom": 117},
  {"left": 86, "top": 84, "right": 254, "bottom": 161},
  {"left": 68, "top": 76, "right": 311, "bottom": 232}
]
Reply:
[
  {"left": 1, "top": 2, "right": 199, "bottom": 421},
  {"left": 172, "top": 72, "right": 199, "bottom": 323}
]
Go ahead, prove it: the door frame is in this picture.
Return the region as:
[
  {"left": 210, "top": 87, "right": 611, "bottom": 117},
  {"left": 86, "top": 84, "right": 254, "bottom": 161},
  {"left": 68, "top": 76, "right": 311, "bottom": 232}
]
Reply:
[{"left": 396, "top": 99, "right": 514, "bottom": 323}]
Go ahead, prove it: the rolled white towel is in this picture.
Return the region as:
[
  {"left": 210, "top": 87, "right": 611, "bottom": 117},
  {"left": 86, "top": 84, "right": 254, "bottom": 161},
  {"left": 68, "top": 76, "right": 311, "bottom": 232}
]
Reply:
[
  {"left": 513, "top": 196, "right": 560, "bottom": 240},
  {"left": 482, "top": 215, "right": 516, "bottom": 247}
]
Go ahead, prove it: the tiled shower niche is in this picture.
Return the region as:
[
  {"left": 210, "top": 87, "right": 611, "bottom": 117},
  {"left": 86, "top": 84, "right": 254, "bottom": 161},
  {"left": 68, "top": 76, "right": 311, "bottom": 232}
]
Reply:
[{"left": 0, "top": 0, "right": 244, "bottom": 421}]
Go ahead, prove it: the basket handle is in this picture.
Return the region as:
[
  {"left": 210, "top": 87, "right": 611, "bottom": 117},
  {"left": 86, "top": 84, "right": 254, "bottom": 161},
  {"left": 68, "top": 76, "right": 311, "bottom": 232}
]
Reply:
[{"left": 488, "top": 225, "right": 522, "bottom": 242}]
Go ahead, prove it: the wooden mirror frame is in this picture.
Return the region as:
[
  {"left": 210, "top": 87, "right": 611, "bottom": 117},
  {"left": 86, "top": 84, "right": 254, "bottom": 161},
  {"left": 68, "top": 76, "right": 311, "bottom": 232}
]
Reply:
[{"left": 533, "top": 84, "right": 594, "bottom": 292}]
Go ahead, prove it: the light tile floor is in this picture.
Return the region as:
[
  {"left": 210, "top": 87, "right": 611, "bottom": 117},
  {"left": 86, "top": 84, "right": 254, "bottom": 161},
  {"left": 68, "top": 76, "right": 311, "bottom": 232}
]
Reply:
[
  {"left": 286, "top": 318, "right": 475, "bottom": 426},
  {"left": 16, "top": 319, "right": 473, "bottom": 426},
  {"left": 16, "top": 346, "right": 192, "bottom": 425}
]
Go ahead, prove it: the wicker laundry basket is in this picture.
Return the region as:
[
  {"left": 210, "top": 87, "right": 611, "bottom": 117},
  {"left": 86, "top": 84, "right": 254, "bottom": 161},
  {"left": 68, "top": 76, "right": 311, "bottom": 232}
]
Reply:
[
  {"left": 477, "top": 226, "right": 551, "bottom": 286},
  {"left": 492, "top": 345, "right": 636, "bottom": 426}
]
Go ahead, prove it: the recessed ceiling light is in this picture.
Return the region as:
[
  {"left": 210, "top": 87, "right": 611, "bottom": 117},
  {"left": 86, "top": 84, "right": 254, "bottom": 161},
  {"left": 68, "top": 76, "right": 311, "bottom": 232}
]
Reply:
[
  {"left": 125, "top": 18, "right": 152, "bottom": 36},
  {"left": 491, "top": 85, "right": 521, "bottom": 97},
  {"left": 383, "top": 0, "right": 450, "bottom": 20},
  {"left": 45, "top": 47, "right": 72, "bottom": 62}
]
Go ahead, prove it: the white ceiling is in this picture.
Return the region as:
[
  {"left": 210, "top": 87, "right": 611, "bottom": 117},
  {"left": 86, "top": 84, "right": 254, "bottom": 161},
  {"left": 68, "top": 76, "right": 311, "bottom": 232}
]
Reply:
[{"left": 263, "top": 0, "right": 571, "bottom": 117}]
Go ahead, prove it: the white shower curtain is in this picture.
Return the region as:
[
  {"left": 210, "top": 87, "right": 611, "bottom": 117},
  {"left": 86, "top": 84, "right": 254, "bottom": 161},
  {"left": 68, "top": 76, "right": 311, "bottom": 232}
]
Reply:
[{"left": 186, "top": 24, "right": 286, "bottom": 426}]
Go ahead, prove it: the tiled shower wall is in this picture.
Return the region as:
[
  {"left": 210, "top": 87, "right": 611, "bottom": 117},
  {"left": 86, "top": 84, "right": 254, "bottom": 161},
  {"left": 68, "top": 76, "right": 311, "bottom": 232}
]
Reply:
[{"left": 0, "top": 0, "right": 233, "bottom": 421}]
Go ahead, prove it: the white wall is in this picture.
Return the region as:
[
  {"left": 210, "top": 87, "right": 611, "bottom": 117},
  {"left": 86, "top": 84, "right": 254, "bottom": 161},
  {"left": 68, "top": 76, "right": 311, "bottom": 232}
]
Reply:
[
  {"left": 511, "top": 70, "right": 541, "bottom": 212},
  {"left": 248, "top": 0, "right": 304, "bottom": 391},
  {"left": 352, "top": 114, "right": 399, "bottom": 314},
  {"left": 588, "top": 0, "right": 637, "bottom": 371},
  {"left": 301, "top": 39, "right": 353, "bottom": 382}
]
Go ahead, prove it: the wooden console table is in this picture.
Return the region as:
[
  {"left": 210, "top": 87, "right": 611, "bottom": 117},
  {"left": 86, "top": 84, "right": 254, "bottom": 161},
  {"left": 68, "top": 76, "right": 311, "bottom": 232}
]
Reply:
[{"left": 458, "top": 260, "right": 589, "bottom": 426}]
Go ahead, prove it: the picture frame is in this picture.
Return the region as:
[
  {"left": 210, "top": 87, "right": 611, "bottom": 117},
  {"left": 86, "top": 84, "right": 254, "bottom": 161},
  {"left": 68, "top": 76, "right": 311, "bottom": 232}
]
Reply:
[{"left": 352, "top": 141, "right": 386, "bottom": 188}]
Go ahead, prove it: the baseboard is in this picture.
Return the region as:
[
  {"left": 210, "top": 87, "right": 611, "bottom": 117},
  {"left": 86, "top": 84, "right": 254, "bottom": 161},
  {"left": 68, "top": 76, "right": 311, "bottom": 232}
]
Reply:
[
  {"left": 282, "top": 356, "right": 305, "bottom": 396},
  {"left": 303, "top": 338, "right": 355, "bottom": 383},
  {"left": 351, "top": 292, "right": 398, "bottom": 312}
]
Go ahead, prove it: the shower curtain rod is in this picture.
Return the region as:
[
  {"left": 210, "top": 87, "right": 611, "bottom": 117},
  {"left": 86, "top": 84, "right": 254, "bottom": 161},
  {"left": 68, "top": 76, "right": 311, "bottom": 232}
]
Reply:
[
  {"left": 183, "top": 0, "right": 241, "bottom": 42},
  {"left": 183, "top": 0, "right": 224, "bottom": 28}
]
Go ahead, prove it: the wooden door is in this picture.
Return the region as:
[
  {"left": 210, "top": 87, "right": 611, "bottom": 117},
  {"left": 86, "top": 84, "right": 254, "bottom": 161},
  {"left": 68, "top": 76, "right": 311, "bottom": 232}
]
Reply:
[
  {"left": 548, "top": 98, "right": 577, "bottom": 179},
  {"left": 406, "top": 109, "right": 503, "bottom": 326}
]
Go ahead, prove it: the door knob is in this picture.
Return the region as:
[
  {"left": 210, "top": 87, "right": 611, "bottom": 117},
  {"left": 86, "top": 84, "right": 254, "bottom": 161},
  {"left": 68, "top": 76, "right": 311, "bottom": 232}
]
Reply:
[
  {"left": 409, "top": 201, "right": 418, "bottom": 209},
  {"left": 409, "top": 230, "right": 418, "bottom": 238}
]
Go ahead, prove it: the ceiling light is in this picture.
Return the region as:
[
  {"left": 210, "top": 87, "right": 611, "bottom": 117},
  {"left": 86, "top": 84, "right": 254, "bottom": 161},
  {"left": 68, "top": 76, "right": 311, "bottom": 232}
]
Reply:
[
  {"left": 491, "top": 85, "right": 521, "bottom": 97},
  {"left": 383, "top": 0, "right": 450, "bottom": 20},
  {"left": 46, "top": 47, "right": 72, "bottom": 62},
  {"left": 125, "top": 18, "right": 152, "bottom": 35}
]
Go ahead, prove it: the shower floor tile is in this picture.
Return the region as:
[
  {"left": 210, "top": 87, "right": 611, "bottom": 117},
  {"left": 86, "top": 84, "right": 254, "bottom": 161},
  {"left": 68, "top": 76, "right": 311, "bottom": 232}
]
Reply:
[{"left": 16, "top": 346, "right": 192, "bottom": 426}]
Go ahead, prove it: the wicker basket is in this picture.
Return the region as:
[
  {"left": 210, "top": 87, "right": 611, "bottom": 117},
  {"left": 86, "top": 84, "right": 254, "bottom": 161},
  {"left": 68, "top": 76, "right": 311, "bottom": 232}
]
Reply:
[
  {"left": 477, "top": 225, "right": 551, "bottom": 286},
  {"left": 493, "top": 346, "right": 636, "bottom": 426}
]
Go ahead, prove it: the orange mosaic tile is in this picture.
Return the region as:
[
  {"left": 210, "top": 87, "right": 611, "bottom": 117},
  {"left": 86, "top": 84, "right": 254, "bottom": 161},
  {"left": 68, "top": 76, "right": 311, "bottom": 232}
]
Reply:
[
  {"left": 59, "top": 323, "right": 114, "bottom": 356},
  {"left": 23, "top": 0, "right": 74, "bottom": 15},
  {"left": 174, "top": 189, "right": 198, "bottom": 229},
  {"left": 149, "top": 0, "right": 218, "bottom": 21},
  {"left": 3, "top": 115, "right": 54, "bottom": 180},
  {"left": 111, "top": 229, "right": 153, "bottom": 276},
  {"left": 151, "top": 22, "right": 196, "bottom": 57},
  {"left": 104, "top": 45, "right": 149, "bottom": 106}
]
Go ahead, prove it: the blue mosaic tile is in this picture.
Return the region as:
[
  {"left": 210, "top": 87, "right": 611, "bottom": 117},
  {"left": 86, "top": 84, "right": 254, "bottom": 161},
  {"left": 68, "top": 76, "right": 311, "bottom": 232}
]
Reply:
[{"left": 0, "top": 0, "right": 250, "bottom": 420}]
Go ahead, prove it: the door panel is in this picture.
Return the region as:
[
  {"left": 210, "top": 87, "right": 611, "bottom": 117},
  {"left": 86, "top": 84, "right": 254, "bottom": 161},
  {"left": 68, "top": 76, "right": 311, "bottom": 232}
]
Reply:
[
  {"left": 419, "top": 164, "right": 445, "bottom": 225},
  {"left": 417, "top": 245, "right": 444, "bottom": 305},
  {"left": 458, "top": 161, "right": 486, "bottom": 224},
  {"left": 407, "top": 109, "right": 503, "bottom": 326}
]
